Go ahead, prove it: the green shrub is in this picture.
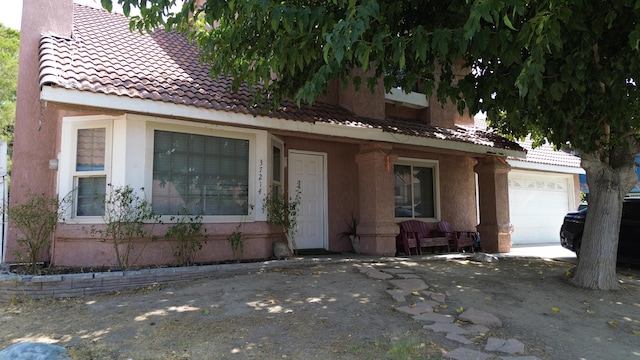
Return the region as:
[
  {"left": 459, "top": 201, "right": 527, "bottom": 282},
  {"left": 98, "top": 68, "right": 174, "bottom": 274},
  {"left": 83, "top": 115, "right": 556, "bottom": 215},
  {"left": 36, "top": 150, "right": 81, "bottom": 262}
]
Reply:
[
  {"left": 9, "top": 192, "right": 66, "bottom": 274},
  {"left": 89, "top": 185, "right": 159, "bottom": 270},
  {"left": 227, "top": 223, "right": 244, "bottom": 262},
  {"left": 165, "top": 211, "right": 207, "bottom": 266},
  {"left": 262, "top": 182, "right": 301, "bottom": 254}
]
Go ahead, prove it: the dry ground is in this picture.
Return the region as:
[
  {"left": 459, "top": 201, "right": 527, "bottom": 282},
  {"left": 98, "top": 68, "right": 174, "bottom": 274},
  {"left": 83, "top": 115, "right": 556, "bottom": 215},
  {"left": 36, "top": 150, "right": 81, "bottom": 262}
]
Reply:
[{"left": 1, "top": 256, "right": 639, "bottom": 359}]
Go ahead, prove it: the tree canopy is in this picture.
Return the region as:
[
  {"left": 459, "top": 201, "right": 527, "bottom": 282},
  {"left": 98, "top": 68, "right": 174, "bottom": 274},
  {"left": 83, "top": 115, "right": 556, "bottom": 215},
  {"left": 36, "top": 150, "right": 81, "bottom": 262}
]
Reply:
[
  {"left": 0, "top": 23, "right": 18, "bottom": 168},
  {"left": 102, "top": 0, "right": 640, "bottom": 290}
]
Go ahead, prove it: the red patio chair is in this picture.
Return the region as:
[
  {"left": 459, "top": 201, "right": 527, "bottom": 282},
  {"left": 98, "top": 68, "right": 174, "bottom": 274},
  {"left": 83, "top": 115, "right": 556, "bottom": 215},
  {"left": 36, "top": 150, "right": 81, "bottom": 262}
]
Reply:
[
  {"left": 438, "top": 221, "right": 475, "bottom": 253},
  {"left": 398, "top": 220, "right": 450, "bottom": 255},
  {"left": 397, "top": 224, "right": 421, "bottom": 255}
]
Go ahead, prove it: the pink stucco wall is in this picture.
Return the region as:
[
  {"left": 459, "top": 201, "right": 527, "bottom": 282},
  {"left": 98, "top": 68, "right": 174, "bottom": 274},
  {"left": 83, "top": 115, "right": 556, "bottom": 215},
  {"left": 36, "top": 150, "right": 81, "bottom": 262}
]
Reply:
[
  {"left": 52, "top": 222, "right": 282, "bottom": 267},
  {"left": 8, "top": 0, "right": 76, "bottom": 262}
]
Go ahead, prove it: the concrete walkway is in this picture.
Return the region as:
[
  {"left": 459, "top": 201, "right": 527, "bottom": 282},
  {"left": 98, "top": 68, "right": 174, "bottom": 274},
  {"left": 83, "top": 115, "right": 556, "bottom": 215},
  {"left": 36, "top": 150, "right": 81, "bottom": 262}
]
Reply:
[{"left": 503, "top": 244, "right": 576, "bottom": 263}]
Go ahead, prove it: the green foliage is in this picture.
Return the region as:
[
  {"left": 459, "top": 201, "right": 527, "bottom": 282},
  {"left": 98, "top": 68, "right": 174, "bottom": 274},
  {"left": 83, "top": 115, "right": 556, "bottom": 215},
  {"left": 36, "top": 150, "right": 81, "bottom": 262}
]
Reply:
[
  {"left": 338, "top": 214, "right": 358, "bottom": 239},
  {"left": 9, "top": 192, "right": 66, "bottom": 275},
  {"left": 262, "top": 182, "right": 301, "bottom": 254},
  {"left": 460, "top": 1, "right": 640, "bottom": 164},
  {"left": 226, "top": 204, "right": 253, "bottom": 262},
  {"left": 0, "top": 24, "right": 19, "bottom": 175},
  {"left": 89, "top": 185, "right": 159, "bottom": 270},
  {"left": 165, "top": 210, "right": 207, "bottom": 266},
  {"left": 226, "top": 223, "right": 244, "bottom": 262}
]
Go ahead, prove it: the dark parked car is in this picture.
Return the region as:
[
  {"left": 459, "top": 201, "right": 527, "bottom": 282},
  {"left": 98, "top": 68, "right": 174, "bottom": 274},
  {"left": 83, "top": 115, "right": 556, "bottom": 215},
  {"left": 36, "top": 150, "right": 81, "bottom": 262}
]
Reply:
[{"left": 560, "top": 198, "right": 640, "bottom": 264}]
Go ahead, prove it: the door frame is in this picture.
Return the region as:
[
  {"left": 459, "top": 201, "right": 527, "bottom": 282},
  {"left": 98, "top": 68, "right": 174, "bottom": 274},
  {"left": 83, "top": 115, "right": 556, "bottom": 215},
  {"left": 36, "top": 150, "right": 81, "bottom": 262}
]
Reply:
[{"left": 288, "top": 150, "right": 328, "bottom": 249}]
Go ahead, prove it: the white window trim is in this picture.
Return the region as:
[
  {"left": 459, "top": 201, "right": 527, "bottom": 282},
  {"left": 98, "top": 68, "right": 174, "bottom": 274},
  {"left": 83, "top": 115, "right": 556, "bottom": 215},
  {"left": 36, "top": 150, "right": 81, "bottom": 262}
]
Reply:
[
  {"left": 59, "top": 116, "right": 115, "bottom": 223},
  {"left": 60, "top": 113, "right": 271, "bottom": 224},
  {"left": 394, "top": 157, "right": 440, "bottom": 222},
  {"left": 145, "top": 121, "right": 257, "bottom": 223},
  {"left": 385, "top": 88, "right": 429, "bottom": 109}
]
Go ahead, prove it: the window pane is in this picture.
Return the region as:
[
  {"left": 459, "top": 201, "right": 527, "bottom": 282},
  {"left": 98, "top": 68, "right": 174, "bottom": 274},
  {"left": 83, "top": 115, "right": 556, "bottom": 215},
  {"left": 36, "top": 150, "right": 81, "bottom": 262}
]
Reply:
[
  {"left": 77, "top": 176, "right": 106, "bottom": 216},
  {"left": 394, "top": 164, "right": 435, "bottom": 218},
  {"left": 272, "top": 146, "right": 281, "bottom": 182},
  {"left": 413, "top": 167, "right": 435, "bottom": 218},
  {"left": 76, "top": 128, "right": 105, "bottom": 171},
  {"left": 394, "top": 165, "right": 412, "bottom": 218},
  {"left": 153, "top": 130, "right": 249, "bottom": 215}
]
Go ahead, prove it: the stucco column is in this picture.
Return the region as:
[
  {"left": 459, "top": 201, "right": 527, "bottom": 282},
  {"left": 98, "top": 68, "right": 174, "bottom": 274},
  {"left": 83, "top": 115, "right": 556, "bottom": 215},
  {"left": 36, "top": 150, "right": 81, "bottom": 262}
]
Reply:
[
  {"left": 474, "top": 156, "right": 513, "bottom": 253},
  {"left": 355, "top": 144, "right": 399, "bottom": 256}
]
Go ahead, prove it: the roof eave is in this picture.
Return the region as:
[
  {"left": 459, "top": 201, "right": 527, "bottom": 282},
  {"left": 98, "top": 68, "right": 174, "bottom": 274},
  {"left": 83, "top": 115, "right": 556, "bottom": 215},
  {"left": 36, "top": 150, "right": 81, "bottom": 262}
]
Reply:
[{"left": 40, "top": 86, "right": 527, "bottom": 158}]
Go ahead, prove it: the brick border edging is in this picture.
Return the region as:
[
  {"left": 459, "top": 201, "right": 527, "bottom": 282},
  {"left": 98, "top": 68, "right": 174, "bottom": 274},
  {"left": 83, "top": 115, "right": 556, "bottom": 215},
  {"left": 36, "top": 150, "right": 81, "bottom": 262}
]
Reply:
[{"left": 0, "top": 257, "right": 344, "bottom": 302}]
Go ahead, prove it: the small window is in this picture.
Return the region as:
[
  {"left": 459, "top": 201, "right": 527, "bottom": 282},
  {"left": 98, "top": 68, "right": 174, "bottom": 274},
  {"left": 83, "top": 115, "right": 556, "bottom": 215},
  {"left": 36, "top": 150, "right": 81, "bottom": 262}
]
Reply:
[
  {"left": 152, "top": 130, "right": 250, "bottom": 216},
  {"left": 394, "top": 161, "right": 438, "bottom": 219},
  {"left": 272, "top": 146, "right": 281, "bottom": 183},
  {"left": 74, "top": 128, "right": 108, "bottom": 216},
  {"left": 269, "top": 137, "right": 284, "bottom": 196}
]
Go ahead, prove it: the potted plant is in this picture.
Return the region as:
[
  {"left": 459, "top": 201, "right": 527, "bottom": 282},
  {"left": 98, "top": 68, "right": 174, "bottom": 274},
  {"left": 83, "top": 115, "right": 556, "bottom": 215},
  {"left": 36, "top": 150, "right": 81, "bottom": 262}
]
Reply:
[{"left": 339, "top": 214, "right": 360, "bottom": 254}]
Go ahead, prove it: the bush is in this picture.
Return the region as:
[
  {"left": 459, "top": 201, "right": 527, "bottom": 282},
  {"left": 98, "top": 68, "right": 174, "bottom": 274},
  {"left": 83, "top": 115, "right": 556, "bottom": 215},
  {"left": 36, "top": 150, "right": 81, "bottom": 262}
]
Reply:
[
  {"left": 262, "top": 182, "right": 301, "bottom": 254},
  {"left": 89, "top": 185, "right": 159, "bottom": 270},
  {"left": 165, "top": 211, "right": 207, "bottom": 266},
  {"left": 10, "top": 192, "right": 66, "bottom": 274}
]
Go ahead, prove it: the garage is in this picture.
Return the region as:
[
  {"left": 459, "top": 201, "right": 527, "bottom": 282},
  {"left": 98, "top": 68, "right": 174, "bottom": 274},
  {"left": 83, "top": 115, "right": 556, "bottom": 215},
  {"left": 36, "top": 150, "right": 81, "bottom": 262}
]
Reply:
[{"left": 508, "top": 170, "right": 575, "bottom": 245}]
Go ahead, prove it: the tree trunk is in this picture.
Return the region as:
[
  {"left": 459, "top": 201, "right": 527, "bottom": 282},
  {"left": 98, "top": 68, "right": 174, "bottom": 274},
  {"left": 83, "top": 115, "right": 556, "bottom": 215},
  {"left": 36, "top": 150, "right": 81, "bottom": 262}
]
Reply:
[{"left": 571, "top": 153, "right": 637, "bottom": 290}]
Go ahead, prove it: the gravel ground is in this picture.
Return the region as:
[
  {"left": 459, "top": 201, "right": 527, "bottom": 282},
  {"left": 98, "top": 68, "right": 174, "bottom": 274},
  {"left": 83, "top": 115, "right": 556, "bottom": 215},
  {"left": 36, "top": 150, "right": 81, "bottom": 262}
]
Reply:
[{"left": 0, "top": 255, "right": 639, "bottom": 359}]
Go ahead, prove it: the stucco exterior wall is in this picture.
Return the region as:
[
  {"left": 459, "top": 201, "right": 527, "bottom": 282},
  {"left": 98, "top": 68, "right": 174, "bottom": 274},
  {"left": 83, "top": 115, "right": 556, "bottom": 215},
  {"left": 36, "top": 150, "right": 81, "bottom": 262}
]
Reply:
[
  {"left": 337, "top": 68, "right": 386, "bottom": 119},
  {"left": 52, "top": 222, "right": 281, "bottom": 267},
  {"left": 427, "top": 94, "right": 474, "bottom": 128},
  {"left": 281, "top": 137, "right": 360, "bottom": 252}
]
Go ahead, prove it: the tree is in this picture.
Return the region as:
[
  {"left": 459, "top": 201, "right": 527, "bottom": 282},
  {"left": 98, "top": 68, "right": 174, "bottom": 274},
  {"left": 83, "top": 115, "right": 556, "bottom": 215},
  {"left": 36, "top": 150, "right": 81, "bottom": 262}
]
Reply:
[
  {"left": 0, "top": 24, "right": 18, "bottom": 174},
  {"left": 102, "top": 0, "right": 640, "bottom": 290}
]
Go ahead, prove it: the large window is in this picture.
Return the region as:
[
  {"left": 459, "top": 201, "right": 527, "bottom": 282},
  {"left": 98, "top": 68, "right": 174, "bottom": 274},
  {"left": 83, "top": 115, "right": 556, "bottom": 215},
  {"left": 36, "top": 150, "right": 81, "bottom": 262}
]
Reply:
[
  {"left": 74, "top": 127, "right": 108, "bottom": 216},
  {"left": 152, "top": 130, "right": 250, "bottom": 215},
  {"left": 394, "top": 161, "right": 438, "bottom": 219}
]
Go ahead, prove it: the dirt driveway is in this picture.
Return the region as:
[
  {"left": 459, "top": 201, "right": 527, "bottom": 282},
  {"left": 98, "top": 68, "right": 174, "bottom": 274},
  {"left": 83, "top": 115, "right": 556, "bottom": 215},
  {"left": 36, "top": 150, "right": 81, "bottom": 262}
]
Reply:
[{"left": 1, "top": 254, "right": 639, "bottom": 359}]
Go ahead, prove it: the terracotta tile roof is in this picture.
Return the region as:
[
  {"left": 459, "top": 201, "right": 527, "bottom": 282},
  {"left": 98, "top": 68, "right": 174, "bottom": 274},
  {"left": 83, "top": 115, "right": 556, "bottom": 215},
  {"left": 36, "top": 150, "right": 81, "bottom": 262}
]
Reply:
[
  {"left": 39, "top": 3, "right": 524, "bottom": 154},
  {"left": 515, "top": 138, "right": 582, "bottom": 168},
  {"left": 474, "top": 116, "right": 581, "bottom": 168}
]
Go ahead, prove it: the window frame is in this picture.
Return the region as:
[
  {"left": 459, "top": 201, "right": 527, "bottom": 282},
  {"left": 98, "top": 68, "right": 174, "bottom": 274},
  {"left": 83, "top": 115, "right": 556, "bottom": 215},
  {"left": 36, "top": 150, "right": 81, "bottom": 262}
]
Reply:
[
  {"left": 60, "top": 117, "right": 113, "bottom": 223},
  {"left": 146, "top": 122, "right": 256, "bottom": 223},
  {"left": 394, "top": 158, "right": 440, "bottom": 222}
]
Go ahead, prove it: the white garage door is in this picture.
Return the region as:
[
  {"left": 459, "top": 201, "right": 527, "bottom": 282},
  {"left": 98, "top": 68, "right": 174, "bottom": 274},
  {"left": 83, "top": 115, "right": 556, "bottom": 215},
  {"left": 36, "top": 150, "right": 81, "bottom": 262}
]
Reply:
[{"left": 508, "top": 171, "right": 573, "bottom": 245}]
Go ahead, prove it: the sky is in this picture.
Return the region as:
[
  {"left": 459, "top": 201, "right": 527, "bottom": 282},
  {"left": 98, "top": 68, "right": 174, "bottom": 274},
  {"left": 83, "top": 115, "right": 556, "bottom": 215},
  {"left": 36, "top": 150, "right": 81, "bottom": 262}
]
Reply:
[{"left": 0, "top": 0, "right": 115, "bottom": 31}]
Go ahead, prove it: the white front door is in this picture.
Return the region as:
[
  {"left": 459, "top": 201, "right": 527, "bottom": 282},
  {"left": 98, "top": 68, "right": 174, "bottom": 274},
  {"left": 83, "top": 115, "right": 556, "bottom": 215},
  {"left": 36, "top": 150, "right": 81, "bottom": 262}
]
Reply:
[{"left": 288, "top": 151, "right": 327, "bottom": 249}]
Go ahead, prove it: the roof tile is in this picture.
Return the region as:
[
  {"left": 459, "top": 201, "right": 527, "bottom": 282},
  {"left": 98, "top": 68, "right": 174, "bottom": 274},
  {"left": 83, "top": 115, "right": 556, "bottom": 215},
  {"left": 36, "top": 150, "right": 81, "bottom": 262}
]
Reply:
[{"left": 474, "top": 116, "right": 580, "bottom": 168}]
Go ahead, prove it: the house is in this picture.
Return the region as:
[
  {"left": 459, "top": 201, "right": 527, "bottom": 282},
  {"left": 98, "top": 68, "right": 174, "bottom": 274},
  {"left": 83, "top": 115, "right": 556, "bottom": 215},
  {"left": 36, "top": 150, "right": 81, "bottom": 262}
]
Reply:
[
  {"left": 5, "top": 1, "right": 525, "bottom": 267},
  {"left": 475, "top": 114, "right": 583, "bottom": 245}
]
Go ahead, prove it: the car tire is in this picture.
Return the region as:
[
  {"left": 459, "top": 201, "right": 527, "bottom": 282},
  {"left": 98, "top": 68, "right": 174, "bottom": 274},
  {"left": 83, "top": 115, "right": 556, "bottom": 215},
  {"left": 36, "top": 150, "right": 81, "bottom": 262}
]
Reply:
[{"left": 574, "top": 238, "right": 581, "bottom": 259}]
